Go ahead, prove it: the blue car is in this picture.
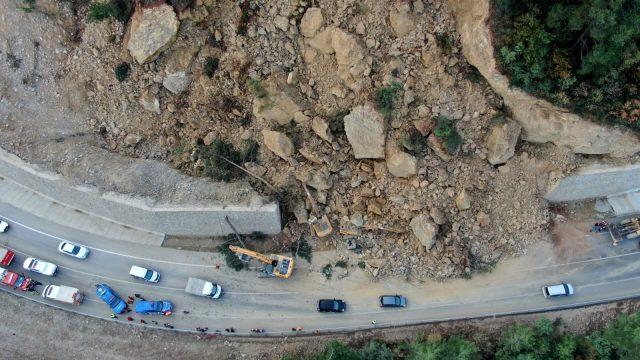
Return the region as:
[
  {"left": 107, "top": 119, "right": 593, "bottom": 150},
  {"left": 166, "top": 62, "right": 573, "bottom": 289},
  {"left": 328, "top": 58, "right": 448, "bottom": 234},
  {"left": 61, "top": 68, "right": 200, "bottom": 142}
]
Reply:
[
  {"left": 135, "top": 300, "right": 173, "bottom": 315},
  {"left": 95, "top": 284, "right": 127, "bottom": 314}
]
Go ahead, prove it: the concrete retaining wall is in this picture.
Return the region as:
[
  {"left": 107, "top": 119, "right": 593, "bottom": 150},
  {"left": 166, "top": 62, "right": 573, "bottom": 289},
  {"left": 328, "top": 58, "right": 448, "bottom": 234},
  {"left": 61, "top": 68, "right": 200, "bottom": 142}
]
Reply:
[
  {"left": 0, "top": 148, "right": 281, "bottom": 237},
  {"left": 545, "top": 164, "right": 640, "bottom": 202}
]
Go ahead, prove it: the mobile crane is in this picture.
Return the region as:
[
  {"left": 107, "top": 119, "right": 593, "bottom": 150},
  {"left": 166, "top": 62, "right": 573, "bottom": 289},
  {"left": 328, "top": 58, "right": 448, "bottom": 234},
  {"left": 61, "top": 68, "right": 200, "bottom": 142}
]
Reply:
[{"left": 228, "top": 245, "right": 294, "bottom": 279}]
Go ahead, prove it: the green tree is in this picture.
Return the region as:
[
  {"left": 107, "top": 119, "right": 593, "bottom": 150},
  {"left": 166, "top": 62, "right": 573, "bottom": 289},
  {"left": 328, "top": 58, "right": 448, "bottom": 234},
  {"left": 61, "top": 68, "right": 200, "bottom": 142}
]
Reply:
[
  {"left": 360, "top": 341, "right": 395, "bottom": 360},
  {"left": 604, "top": 312, "right": 640, "bottom": 359},
  {"left": 312, "top": 341, "right": 361, "bottom": 360}
]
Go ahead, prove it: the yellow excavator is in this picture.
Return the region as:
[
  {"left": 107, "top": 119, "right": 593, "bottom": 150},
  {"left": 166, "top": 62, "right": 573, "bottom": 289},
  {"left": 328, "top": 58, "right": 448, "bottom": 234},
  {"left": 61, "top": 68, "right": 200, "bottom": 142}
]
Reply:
[{"left": 228, "top": 245, "right": 294, "bottom": 279}]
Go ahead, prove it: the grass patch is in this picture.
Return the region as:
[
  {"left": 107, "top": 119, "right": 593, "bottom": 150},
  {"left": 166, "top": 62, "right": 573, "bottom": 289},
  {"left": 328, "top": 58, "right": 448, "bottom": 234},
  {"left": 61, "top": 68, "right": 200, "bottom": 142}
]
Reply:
[
  {"left": 376, "top": 82, "right": 403, "bottom": 116},
  {"left": 204, "top": 57, "right": 219, "bottom": 78},
  {"left": 322, "top": 264, "right": 333, "bottom": 280},
  {"left": 114, "top": 62, "right": 130, "bottom": 82}
]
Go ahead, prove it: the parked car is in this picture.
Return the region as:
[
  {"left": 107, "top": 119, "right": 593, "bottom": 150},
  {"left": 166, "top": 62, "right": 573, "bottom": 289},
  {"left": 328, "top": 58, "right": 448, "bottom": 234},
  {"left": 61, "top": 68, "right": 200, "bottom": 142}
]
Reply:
[
  {"left": 129, "top": 266, "right": 160, "bottom": 283},
  {"left": 0, "top": 219, "right": 9, "bottom": 233},
  {"left": 380, "top": 295, "right": 407, "bottom": 308},
  {"left": 135, "top": 300, "right": 173, "bottom": 315},
  {"left": 318, "top": 299, "right": 346, "bottom": 312},
  {"left": 58, "top": 241, "right": 90, "bottom": 259},
  {"left": 23, "top": 257, "right": 57, "bottom": 276},
  {"left": 95, "top": 283, "right": 127, "bottom": 314},
  {"left": 542, "top": 283, "right": 574, "bottom": 298}
]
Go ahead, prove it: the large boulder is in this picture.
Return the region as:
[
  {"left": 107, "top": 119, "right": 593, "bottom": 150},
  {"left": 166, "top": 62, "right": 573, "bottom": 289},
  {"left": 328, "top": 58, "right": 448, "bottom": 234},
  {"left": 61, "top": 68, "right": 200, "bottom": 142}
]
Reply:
[
  {"left": 331, "top": 28, "right": 367, "bottom": 91},
  {"left": 449, "top": 0, "right": 640, "bottom": 157},
  {"left": 300, "top": 8, "right": 324, "bottom": 38},
  {"left": 344, "top": 104, "right": 385, "bottom": 159},
  {"left": 253, "top": 90, "right": 301, "bottom": 126},
  {"left": 389, "top": 3, "right": 415, "bottom": 37},
  {"left": 162, "top": 45, "right": 199, "bottom": 94},
  {"left": 410, "top": 214, "right": 438, "bottom": 249},
  {"left": 486, "top": 119, "right": 521, "bottom": 165},
  {"left": 126, "top": 4, "right": 179, "bottom": 64},
  {"left": 261, "top": 130, "right": 294, "bottom": 161},
  {"left": 386, "top": 151, "right": 418, "bottom": 177}
]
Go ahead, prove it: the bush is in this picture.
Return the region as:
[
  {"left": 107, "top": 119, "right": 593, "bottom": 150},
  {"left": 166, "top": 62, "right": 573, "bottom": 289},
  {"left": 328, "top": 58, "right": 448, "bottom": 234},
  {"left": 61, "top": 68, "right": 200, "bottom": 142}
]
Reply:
[
  {"left": 216, "top": 237, "right": 245, "bottom": 272},
  {"left": 376, "top": 82, "right": 403, "bottom": 115},
  {"left": 114, "top": 62, "right": 130, "bottom": 82},
  {"left": 247, "top": 78, "right": 268, "bottom": 98},
  {"left": 433, "top": 116, "right": 462, "bottom": 154},
  {"left": 199, "top": 139, "right": 243, "bottom": 181},
  {"left": 322, "top": 264, "right": 332, "bottom": 280},
  {"left": 290, "top": 237, "right": 312, "bottom": 262},
  {"left": 204, "top": 57, "right": 219, "bottom": 78},
  {"left": 88, "top": 0, "right": 132, "bottom": 22},
  {"left": 335, "top": 260, "right": 348, "bottom": 268},
  {"left": 493, "top": 0, "right": 640, "bottom": 129}
]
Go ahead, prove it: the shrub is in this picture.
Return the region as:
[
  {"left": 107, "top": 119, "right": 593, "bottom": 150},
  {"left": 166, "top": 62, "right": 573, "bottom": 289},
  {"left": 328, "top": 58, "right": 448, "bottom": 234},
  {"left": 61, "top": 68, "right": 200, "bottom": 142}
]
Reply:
[
  {"left": 290, "top": 237, "right": 312, "bottom": 262},
  {"left": 247, "top": 78, "right": 268, "bottom": 98},
  {"left": 335, "top": 260, "right": 348, "bottom": 268},
  {"left": 433, "top": 116, "right": 462, "bottom": 154},
  {"left": 21, "top": 0, "right": 36, "bottom": 13},
  {"left": 399, "top": 129, "right": 428, "bottom": 158},
  {"left": 114, "top": 62, "right": 130, "bottom": 82},
  {"left": 357, "top": 260, "right": 365, "bottom": 269},
  {"left": 322, "top": 264, "right": 332, "bottom": 279},
  {"left": 199, "top": 139, "right": 243, "bottom": 181},
  {"left": 88, "top": 0, "right": 131, "bottom": 22},
  {"left": 216, "top": 238, "right": 245, "bottom": 271},
  {"left": 204, "top": 57, "right": 219, "bottom": 78},
  {"left": 376, "top": 82, "right": 403, "bottom": 115}
]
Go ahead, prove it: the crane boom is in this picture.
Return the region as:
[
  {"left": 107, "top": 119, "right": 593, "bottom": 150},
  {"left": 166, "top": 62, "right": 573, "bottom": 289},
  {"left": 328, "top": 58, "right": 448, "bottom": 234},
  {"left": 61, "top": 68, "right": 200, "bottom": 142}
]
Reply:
[{"left": 228, "top": 245, "right": 294, "bottom": 279}]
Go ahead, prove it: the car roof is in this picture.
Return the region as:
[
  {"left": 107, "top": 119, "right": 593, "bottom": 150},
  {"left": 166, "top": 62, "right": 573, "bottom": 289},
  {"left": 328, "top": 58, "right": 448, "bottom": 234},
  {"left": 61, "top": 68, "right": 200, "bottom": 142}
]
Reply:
[{"left": 546, "top": 284, "right": 569, "bottom": 295}]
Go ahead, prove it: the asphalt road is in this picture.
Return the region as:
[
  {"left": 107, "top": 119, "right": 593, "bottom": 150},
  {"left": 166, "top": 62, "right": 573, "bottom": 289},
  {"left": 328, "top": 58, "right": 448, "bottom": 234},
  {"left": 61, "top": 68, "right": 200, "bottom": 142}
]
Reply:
[{"left": 2, "top": 201, "right": 640, "bottom": 336}]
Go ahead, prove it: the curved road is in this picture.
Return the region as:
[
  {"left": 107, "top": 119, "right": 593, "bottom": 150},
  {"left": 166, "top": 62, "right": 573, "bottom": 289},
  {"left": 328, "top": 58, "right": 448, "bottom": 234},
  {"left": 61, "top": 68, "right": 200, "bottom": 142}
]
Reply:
[{"left": 1, "top": 201, "right": 640, "bottom": 336}]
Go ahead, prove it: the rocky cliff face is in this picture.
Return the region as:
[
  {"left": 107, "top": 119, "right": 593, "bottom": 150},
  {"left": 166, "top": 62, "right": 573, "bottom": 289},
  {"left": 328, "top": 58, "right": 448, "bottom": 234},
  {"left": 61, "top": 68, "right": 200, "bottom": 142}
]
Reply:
[{"left": 448, "top": 0, "right": 640, "bottom": 158}]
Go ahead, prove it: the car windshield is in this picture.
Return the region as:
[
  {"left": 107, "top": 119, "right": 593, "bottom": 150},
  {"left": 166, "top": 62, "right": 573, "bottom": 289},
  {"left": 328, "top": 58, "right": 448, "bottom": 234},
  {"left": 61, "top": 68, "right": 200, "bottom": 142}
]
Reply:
[
  {"left": 64, "top": 244, "right": 79, "bottom": 254},
  {"left": 144, "top": 270, "right": 154, "bottom": 280}
]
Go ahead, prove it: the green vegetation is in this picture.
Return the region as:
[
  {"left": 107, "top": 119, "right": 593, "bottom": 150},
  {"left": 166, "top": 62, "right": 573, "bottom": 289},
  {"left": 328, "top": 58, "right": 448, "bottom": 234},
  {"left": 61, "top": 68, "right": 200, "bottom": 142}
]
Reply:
[
  {"left": 198, "top": 139, "right": 260, "bottom": 181},
  {"left": 357, "top": 260, "right": 366, "bottom": 270},
  {"left": 6, "top": 52, "right": 22, "bottom": 69},
  {"left": 114, "top": 62, "right": 130, "bottom": 82},
  {"left": 433, "top": 116, "right": 462, "bottom": 154},
  {"left": 322, "top": 264, "right": 333, "bottom": 280},
  {"left": 21, "top": 0, "right": 36, "bottom": 13},
  {"left": 284, "top": 311, "right": 640, "bottom": 359},
  {"left": 216, "top": 236, "right": 245, "bottom": 271},
  {"left": 335, "top": 260, "right": 348, "bottom": 268},
  {"left": 290, "top": 237, "right": 313, "bottom": 262},
  {"left": 399, "top": 129, "right": 428, "bottom": 158},
  {"left": 376, "top": 82, "right": 403, "bottom": 116},
  {"left": 247, "top": 78, "right": 268, "bottom": 98},
  {"left": 494, "top": 0, "right": 640, "bottom": 127},
  {"left": 203, "top": 57, "right": 219, "bottom": 78},
  {"left": 88, "top": 0, "right": 132, "bottom": 22}
]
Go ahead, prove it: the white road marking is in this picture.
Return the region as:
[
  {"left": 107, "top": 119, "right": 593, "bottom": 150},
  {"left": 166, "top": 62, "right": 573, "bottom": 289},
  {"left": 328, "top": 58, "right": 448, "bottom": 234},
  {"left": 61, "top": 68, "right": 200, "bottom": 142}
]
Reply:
[{"left": 518, "top": 250, "right": 640, "bottom": 272}]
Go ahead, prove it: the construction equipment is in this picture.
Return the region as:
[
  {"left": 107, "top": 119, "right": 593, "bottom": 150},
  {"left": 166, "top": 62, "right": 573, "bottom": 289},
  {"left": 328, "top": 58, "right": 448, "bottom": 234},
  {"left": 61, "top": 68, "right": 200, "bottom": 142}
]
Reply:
[
  {"left": 302, "top": 183, "right": 333, "bottom": 237},
  {"left": 228, "top": 245, "right": 294, "bottom": 279},
  {"left": 608, "top": 216, "right": 640, "bottom": 245}
]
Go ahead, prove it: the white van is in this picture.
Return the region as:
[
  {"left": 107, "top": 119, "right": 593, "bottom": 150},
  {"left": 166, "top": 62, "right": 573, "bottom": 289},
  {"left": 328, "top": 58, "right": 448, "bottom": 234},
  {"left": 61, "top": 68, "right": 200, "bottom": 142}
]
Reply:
[
  {"left": 542, "top": 283, "right": 574, "bottom": 298},
  {"left": 129, "top": 265, "right": 160, "bottom": 283}
]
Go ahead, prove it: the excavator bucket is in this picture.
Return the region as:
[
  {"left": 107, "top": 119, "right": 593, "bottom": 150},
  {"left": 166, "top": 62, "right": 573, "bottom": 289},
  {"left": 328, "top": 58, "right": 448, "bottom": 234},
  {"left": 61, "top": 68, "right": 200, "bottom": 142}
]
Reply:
[{"left": 312, "top": 215, "right": 333, "bottom": 238}]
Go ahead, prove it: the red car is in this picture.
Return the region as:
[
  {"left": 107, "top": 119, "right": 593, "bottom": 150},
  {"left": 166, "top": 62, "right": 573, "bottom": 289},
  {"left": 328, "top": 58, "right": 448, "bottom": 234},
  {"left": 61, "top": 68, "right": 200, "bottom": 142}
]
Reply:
[
  {"left": 0, "top": 247, "right": 15, "bottom": 267},
  {"left": 0, "top": 267, "right": 36, "bottom": 291}
]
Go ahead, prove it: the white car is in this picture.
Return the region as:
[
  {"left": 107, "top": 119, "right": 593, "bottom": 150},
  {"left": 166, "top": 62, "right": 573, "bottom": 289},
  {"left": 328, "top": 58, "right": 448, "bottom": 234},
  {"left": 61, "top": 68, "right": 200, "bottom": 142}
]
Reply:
[
  {"left": 129, "top": 265, "right": 160, "bottom": 283},
  {"left": 0, "top": 220, "right": 9, "bottom": 233},
  {"left": 23, "top": 257, "right": 58, "bottom": 276},
  {"left": 542, "top": 283, "right": 574, "bottom": 298},
  {"left": 58, "top": 241, "right": 90, "bottom": 259}
]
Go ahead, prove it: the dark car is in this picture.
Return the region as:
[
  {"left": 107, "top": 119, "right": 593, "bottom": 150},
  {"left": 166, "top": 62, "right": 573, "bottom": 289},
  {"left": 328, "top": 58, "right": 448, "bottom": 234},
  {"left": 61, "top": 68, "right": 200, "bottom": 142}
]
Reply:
[
  {"left": 318, "top": 299, "right": 346, "bottom": 312},
  {"left": 380, "top": 295, "right": 407, "bottom": 308},
  {"left": 95, "top": 284, "right": 127, "bottom": 314}
]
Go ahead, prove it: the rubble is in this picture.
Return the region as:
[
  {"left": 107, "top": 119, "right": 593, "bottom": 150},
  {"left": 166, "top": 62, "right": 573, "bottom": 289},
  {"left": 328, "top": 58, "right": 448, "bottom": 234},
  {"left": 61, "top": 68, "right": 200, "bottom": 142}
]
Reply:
[
  {"left": 455, "top": 190, "right": 471, "bottom": 211},
  {"left": 486, "top": 119, "right": 521, "bottom": 165},
  {"left": 386, "top": 151, "right": 418, "bottom": 178},
  {"left": 300, "top": 8, "right": 323, "bottom": 38},
  {"left": 261, "top": 130, "right": 294, "bottom": 161},
  {"left": 410, "top": 214, "right": 438, "bottom": 249}
]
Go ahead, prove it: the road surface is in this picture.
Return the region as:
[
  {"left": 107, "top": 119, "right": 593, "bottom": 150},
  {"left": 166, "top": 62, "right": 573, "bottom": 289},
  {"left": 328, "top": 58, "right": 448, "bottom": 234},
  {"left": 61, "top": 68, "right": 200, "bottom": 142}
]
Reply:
[{"left": 1, "top": 201, "right": 640, "bottom": 336}]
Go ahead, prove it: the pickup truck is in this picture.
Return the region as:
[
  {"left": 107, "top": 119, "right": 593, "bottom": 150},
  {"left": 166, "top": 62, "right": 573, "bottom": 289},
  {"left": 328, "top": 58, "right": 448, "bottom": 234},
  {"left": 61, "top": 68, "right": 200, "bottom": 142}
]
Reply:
[
  {"left": 185, "top": 277, "right": 222, "bottom": 299},
  {"left": 42, "top": 284, "right": 84, "bottom": 305},
  {"left": 0, "top": 247, "right": 15, "bottom": 267}
]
